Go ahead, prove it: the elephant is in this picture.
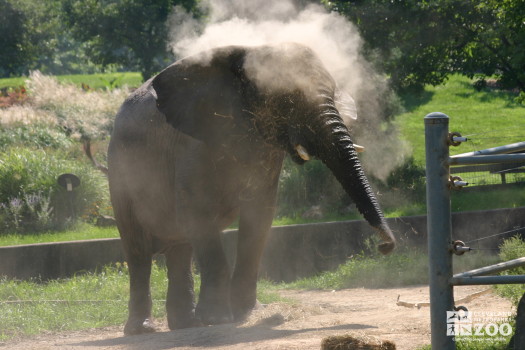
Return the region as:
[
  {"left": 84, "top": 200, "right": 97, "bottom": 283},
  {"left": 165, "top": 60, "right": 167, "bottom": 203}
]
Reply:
[{"left": 107, "top": 42, "right": 396, "bottom": 335}]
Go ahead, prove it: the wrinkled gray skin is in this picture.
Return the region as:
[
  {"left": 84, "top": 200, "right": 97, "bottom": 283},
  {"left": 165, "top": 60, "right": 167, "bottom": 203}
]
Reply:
[{"left": 108, "top": 43, "right": 396, "bottom": 335}]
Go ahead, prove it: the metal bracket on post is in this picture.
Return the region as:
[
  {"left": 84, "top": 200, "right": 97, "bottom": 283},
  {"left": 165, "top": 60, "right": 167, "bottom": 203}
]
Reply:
[
  {"left": 451, "top": 240, "right": 471, "bottom": 255},
  {"left": 449, "top": 176, "right": 469, "bottom": 190},
  {"left": 425, "top": 112, "right": 456, "bottom": 350},
  {"left": 448, "top": 132, "right": 467, "bottom": 146}
]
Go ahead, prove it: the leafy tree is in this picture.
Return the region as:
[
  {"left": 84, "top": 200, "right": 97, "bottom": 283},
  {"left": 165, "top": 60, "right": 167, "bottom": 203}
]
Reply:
[
  {"left": 0, "top": 0, "right": 98, "bottom": 77},
  {"left": 0, "top": 0, "right": 31, "bottom": 77},
  {"left": 324, "top": 0, "right": 525, "bottom": 93},
  {"left": 62, "top": 0, "right": 198, "bottom": 80},
  {"left": 458, "top": 0, "right": 525, "bottom": 91}
]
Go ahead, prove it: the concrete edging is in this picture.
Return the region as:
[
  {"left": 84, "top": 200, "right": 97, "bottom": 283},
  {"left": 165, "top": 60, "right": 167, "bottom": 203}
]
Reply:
[{"left": 1, "top": 207, "right": 524, "bottom": 281}]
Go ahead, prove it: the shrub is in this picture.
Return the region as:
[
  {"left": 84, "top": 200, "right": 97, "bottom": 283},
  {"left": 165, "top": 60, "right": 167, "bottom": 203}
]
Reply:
[
  {"left": 0, "top": 124, "right": 72, "bottom": 150},
  {"left": 385, "top": 156, "right": 426, "bottom": 200},
  {"left": 0, "top": 72, "right": 123, "bottom": 233},
  {"left": 495, "top": 236, "right": 525, "bottom": 306},
  {"left": 0, "top": 148, "right": 109, "bottom": 234},
  {"left": 277, "top": 157, "right": 350, "bottom": 217}
]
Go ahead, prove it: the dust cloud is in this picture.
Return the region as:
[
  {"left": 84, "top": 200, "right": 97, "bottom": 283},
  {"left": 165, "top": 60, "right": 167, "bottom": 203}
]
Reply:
[{"left": 167, "top": 0, "right": 410, "bottom": 181}]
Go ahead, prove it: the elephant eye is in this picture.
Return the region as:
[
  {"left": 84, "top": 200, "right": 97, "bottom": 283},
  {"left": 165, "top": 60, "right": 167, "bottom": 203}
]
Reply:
[{"left": 294, "top": 144, "right": 311, "bottom": 161}]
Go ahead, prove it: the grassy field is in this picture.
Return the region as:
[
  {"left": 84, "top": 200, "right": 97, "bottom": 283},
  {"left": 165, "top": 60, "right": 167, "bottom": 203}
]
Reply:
[
  {"left": 0, "top": 224, "right": 118, "bottom": 246},
  {"left": 0, "top": 262, "right": 283, "bottom": 341},
  {"left": 0, "top": 72, "right": 142, "bottom": 90},
  {"left": 396, "top": 75, "right": 525, "bottom": 165},
  {"left": 284, "top": 249, "right": 500, "bottom": 290}
]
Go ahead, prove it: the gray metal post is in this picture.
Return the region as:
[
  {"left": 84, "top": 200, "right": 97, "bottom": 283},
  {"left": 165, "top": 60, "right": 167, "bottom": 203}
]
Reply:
[{"left": 425, "top": 112, "right": 455, "bottom": 349}]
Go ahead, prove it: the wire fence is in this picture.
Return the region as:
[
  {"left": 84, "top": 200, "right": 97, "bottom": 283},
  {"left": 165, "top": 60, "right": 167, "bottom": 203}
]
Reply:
[
  {"left": 451, "top": 166, "right": 525, "bottom": 186},
  {"left": 449, "top": 130, "right": 525, "bottom": 187}
]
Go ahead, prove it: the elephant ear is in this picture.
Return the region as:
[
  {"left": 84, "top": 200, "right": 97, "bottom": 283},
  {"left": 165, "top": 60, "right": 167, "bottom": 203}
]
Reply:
[
  {"left": 334, "top": 87, "right": 357, "bottom": 128},
  {"left": 151, "top": 48, "right": 246, "bottom": 144}
]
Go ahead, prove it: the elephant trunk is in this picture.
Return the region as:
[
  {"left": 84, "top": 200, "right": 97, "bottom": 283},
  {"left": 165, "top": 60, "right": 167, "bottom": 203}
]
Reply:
[{"left": 313, "top": 98, "right": 396, "bottom": 254}]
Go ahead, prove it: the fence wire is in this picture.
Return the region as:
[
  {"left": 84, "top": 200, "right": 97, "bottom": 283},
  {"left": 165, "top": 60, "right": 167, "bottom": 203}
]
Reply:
[{"left": 449, "top": 130, "right": 525, "bottom": 186}]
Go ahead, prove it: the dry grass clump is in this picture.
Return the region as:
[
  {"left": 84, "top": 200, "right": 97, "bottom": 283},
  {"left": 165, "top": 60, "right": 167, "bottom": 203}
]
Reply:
[
  {"left": 0, "top": 71, "right": 129, "bottom": 139},
  {"left": 0, "top": 105, "right": 55, "bottom": 126},
  {"left": 321, "top": 334, "right": 396, "bottom": 350}
]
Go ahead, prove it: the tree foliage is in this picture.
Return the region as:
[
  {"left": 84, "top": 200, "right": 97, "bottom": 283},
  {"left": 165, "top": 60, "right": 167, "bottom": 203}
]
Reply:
[
  {"left": 1, "top": 0, "right": 198, "bottom": 79},
  {"left": 62, "top": 0, "right": 198, "bottom": 80},
  {"left": 0, "top": 0, "right": 28, "bottom": 77},
  {"left": 0, "top": 0, "right": 99, "bottom": 77},
  {"left": 2, "top": 0, "right": 525, "bottom": 91},
  {"left": 324, "top": 0, "right": 525, "bottom": 93}
]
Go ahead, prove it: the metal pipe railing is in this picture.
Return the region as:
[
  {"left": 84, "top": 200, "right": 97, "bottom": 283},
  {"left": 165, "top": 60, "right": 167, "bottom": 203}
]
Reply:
[
  {"left": 453, "top": 257, "right": 525, "bottom": 278},
  {"left": 453, "top": 141, "right": 525, "bottom": 157},
  {"left": 449, "top": 154, "right": 525, "bottom": 165},
  {"left": 451, "top": 275, "right": 525, "bottom": 286}
]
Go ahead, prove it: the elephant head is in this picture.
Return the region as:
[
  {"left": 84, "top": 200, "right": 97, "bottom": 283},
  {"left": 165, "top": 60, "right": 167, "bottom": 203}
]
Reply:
[{"left": 152, "top": 43, "right": 395, "bottom": 254}]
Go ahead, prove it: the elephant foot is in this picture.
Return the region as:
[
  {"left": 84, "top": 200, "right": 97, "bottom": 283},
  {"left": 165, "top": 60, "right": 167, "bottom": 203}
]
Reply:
[
  {"left": 124, "top": 318, "right": 156, "bottom": 335},
  {"left": 196, "top": 302, "right": 233, "bottom": 325},
  {"left": 232, "top": 299, "right": 264, "bottom": 322},
  {"left": 168, "top": 310, "right": 203, "bottom": 330}
]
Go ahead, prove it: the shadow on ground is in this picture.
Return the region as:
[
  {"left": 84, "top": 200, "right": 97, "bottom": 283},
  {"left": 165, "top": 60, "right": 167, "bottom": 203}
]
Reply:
[{"left": 70, "top": 322, "right": 374, "bottom": 349}]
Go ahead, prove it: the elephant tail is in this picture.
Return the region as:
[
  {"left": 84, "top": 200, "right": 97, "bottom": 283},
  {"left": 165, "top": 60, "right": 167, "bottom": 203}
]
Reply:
[{"left": 82, "top": 137, "right": 109, "bottom": 176}]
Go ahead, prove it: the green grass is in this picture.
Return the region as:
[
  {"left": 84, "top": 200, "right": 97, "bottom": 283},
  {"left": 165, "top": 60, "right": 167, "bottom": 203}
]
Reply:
[
  {"left": 0, "top": 262, "right": 283, "bottom": 341},
  {"left": 456, "top": 335, "right": 513, "bottom": 350},
  {"left": 0, "top": 262, "right": 164, "bottom": 341},
  {"left": 417, "top": 337, "right": 511, "bottom": 350},
  {"left": 0, "top": 224, "right": 118, "bottom": 246},
  {"left": 272, "top": 212, "right": 360, "bottom": 226},
  {"left": 396, "top": 75, "right": 525, "bottom": 166},
  {"left": 57, "top": 72, "right": 142, "bottom": 89},
  {"left": 0, "top": 76, "right": 26, "bottom": 89},
  {"left": 451, "top": 185, "right": 525, "bottom": 212},
  {"left": 0, "top": 72, "right": 142, "bottom": 90},
  {"left": 284, "top": 248, "right": 499, "bottom": 290}
]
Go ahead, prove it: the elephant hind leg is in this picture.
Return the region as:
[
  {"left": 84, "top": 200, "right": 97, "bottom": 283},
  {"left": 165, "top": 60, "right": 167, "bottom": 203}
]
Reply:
[
  {"left": 124, "top": 254, "right": 156, "bottom": 335},
  {"left": 113, "top": 199, "right": 156, "bottom": 335}
]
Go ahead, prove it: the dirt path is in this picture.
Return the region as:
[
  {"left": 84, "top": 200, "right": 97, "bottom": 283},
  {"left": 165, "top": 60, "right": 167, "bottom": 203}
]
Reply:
[{"left": 1, "top": 285, "right": 513, "bottom": 350}]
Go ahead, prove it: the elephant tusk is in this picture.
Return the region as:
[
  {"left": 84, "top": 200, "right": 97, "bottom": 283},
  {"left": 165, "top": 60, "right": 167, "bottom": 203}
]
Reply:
[
  {"left": 353, "top": 144, "right": 365, "bottom": 153},
  {"left": 295, "top": 145, "right": 311, "bottom": 161}
]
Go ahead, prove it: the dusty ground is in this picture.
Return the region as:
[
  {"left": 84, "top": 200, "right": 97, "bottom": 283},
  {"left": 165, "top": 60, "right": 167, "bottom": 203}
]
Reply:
[{"left": 1, "top": 285, "right": 513, "bottom": 350}]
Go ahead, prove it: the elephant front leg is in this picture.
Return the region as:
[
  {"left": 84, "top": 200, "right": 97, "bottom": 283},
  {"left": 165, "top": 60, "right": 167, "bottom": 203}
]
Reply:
[
  {"left": 165, "top": 243, "right": 200, "bottom": 329},
  {"left": 192, "top": 233, "right": 233, "bottom": 325},
  {"left": 230, "top": 188, "right": 278, "bottom": 321}
]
